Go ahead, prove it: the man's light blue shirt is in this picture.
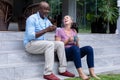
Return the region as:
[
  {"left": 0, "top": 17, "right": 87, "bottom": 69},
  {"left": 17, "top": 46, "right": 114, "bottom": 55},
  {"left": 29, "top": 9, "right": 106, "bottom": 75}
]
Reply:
[{"left": 24, "top": 12, "right": 52, "bottom": 46}]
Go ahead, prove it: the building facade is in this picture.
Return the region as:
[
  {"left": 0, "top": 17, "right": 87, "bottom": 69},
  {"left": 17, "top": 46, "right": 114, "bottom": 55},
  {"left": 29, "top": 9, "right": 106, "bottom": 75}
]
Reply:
[
  {"left": 117, "top": 0, "right": 120, "bottom": 36},
  {"left": 0, "top": 0, "right": 76, "bottom": 31}
]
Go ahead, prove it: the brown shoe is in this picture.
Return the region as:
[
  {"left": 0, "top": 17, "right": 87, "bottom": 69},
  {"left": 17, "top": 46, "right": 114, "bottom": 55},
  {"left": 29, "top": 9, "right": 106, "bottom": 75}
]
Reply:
[
  {"left": 43, "top": 73, "right": 60, "bottom": 80},
  {"left": 59, "top": 71, "right": 75, "bottom": 77}
]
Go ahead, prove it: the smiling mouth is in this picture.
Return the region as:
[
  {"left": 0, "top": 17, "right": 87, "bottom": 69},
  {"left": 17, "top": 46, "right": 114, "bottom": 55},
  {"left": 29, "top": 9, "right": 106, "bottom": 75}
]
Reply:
[
  {"left": 44, "top": 13, "right": 49, "bottom": 17},
  {"left": 65, "top": 20, "right": 68, "bottom": 23}
]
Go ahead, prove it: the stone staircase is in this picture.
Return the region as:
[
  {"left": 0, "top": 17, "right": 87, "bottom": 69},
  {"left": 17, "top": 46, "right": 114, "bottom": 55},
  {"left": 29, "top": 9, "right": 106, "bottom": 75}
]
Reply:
[{"left": 0, "top": 32, "right": 120, "bottom": 80}]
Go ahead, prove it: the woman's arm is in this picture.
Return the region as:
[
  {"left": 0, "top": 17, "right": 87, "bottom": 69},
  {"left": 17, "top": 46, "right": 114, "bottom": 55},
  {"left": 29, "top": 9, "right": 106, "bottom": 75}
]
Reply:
[
  {"left": 55, "top": 36, "right": 71, "bottom": 45},
  {"left": 64, "top": 38, "right": 72, "bottom": 45},
  {"left": 76, "top": 37, "right": 80, "bottom": 47},
  {"left": 73, "top": 29, "right": 80, "bottom": 47}
]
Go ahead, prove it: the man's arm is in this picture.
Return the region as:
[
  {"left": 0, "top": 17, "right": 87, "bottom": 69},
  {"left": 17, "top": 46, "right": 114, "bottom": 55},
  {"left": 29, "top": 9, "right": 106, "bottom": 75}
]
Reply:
[{"left": 35, "top": 25, "right": 56, "bottom": 38}]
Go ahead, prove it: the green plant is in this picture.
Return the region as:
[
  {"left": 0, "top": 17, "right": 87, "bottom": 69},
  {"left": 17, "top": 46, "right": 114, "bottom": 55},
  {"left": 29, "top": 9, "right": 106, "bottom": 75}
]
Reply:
[
  {"left": 47, "top": 0, "right": 62, "bottom": 18},
  {"left": 65, "top": 74, "right": 120, "bottom": 80},
  {"left": 98, "top": 0, "right": 118, "bottom": 33}
]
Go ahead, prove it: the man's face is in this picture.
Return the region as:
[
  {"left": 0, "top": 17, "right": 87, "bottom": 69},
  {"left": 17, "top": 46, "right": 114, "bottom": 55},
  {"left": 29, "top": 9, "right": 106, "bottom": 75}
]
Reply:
[{"left": 39, "top": 3, "right": 50, "bottom": 18}]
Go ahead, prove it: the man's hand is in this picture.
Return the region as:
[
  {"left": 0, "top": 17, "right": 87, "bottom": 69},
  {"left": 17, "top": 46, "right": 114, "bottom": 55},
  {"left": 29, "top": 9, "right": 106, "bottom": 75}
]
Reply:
[
  {"left": 46, "top": 25, "right": 56, "bottom": 32},
  {"left": 35, "top": 25, "right": 56, "bottom": 38}
]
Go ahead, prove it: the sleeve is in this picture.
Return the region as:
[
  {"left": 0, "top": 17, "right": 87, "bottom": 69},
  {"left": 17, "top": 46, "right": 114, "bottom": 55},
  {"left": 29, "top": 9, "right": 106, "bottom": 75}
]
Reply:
[
  {"left": 48, "top": 19, "right": 53, "bottom": 26},
  {"left": 55, "top": 28, "right": 61, "bottom": 37},
  {"left": 25, "top": 17, "right": 36, "bottom": 40}
]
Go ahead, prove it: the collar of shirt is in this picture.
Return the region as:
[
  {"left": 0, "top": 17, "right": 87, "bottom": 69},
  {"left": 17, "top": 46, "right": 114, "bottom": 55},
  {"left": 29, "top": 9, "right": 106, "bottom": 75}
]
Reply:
[
  {"left": 37, "top": 12, "right": 47, "bottom": 21},
  {"left": 36, "top": 12, "right": 48, "bottom": 30}
]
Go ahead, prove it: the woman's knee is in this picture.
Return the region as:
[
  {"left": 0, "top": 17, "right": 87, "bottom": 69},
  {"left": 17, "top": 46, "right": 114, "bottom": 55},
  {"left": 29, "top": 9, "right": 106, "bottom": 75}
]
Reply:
[
  {"left": 71, "top": 45, "right": 79, "bottom": 50},
  {"left": 71, "top": 46, "right": 80, "bottom": 54},
  {"left": 86, "top": 46, "right": 93, "bottom": 51},
  {"left": 85, "top": 46, "right": 94, "bottom": 55}
]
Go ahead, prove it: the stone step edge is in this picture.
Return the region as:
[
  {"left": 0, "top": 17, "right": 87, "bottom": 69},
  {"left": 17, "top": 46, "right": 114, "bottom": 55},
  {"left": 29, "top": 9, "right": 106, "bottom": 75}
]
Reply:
[
  {"left": 0, "top": 31, "right": 117, "bottom": 35},
  {"left": 94, "top": 65, "right": 120, "bottom": 74},
  {"left": 1, "top": 45, "right": 120, "bottom": 49},
  {"left": 0, "top": 32, "right": 118, "bottom": 36},
  {"left": 0, "top": 39, "right": 120, "bottom": 42},
  {"left": 0, "top": 52, "right": 120, "bottom": 69},
  {"left": 0, "top": 39, "right": 23, "bottom": 40},
  {"left": 22, "top": 74, "right": 68, "bottom": 80},
  {"left": 1, "top": 49, "right": 120, "bottom": 55},
  {"left": 81, "top": 54, "right": 120, "bottom": 60},
  {"left": 0, "top": 50, "right": 26, "bottom": 54},
  {"left": 94, "top": 54, "right": 120, "bottom": 59},
  {"left": 92, "top": 45, "right": 120, "bottom": 48},
  {"left": 1, "top": 49, "right": 120, "bottom": 58},
  {"left": 1, "top": 39, "right": 120, "bottom": 41},
  {"left": 0, "top": 62, "right": 41, "bottom": 69},
  {"left": 1, "top": 45, "right": 120, "bottom": 54},
  {"left": 0, "top": 51, "right": 119, "bottom": 62},
  {"left": 21, "top": 65, "right": 120, "bottom": 80}
]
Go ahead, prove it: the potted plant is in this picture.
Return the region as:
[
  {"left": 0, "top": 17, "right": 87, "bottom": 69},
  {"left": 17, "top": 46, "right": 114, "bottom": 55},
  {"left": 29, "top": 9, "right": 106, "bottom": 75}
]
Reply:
[
  {"left": 98, "top": 0, "right": 118, "bottom": 33},
  {"left": 86, "top": 0, "right": 107, "bottom": 33}
]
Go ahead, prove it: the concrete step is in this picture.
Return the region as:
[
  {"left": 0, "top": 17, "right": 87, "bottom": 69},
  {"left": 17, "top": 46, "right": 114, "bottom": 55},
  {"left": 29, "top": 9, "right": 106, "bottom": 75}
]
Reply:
[
  {"left": 0, "top": 62, "right": 75, "bottom": 80},
  {"left": 2, "top": 65, "right": 120, "bottom": 80},
  {"left": 0, "top": 62, "right": 120, "bottom": 80},
  {"left": 15, "top": 65, "right": 120, "bottom": 80},
  {"left": 0, "top": 50, "right": 45, "bottom": 64},
  {"left": 0, "top": 39, "right": 120, "bottom": 51},
  {"left": 77, "top": 34, "right": 120, "bottom": 41},
  {"left": 1, "top": 45, "right": 120, "bottom": 55},
  {"left": 0, "top": 53, "right": 120, "bottom": 79},
  {"left": 22, "top": 75, "right": 70, "bottom": 80},
  {"left": 80, "top": 40, "right": 120, "bottom": 47},
  {"left": 0, "top": 50, "right": 120, "bottom": 65},
  {"left": 0, "top": 32, "right": 24, "bottom": 40},
  {"left": 0, "top": 40, "right": 24, "bottom": 51},
  {"left": 0, "top": 53, "right": 120, "bottom": 68},
  {"left": 94, "top": 46, "right": 120, "bottom": 56},
  {"left": 23, "top": 77, "right": 45, "bottom": 80},
  {"left": 0, "top": 32, "right": 120, "bottom": 51},
  {"left": 19, "top": 74, "right": 70, "bottom": 80},
  {"left": 0, "top": 32, "right": 119, "bottom": 40},
  {"left": 0, "top": 32, "right": 120, "bottom": 80}
]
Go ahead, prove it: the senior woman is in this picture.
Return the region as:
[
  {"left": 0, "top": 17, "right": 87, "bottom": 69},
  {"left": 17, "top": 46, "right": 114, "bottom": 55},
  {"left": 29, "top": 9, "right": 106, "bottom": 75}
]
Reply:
[{"left": 55, "top": 15, "right": 100, "bottom": 80}]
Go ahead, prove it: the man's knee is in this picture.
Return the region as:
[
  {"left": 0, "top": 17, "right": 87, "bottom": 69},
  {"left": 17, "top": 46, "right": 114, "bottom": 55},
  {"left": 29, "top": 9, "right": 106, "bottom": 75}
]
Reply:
[
  {"left": 55, "top": 41, "right": 64, "bottom": 47},
  {"left": 47, "top": 42, "right": 54, "bottom": 48}
]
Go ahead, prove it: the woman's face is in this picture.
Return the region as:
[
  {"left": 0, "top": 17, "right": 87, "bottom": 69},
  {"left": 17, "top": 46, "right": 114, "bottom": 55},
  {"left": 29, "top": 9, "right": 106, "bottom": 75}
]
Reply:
[{"left": 63, "top": 16, "right": 73, "bottom": 27}]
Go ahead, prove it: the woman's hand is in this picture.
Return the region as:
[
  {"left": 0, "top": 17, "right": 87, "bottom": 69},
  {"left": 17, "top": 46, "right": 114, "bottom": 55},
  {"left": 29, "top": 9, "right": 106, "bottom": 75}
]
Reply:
[
  {"left": 69, "top": 37, "right": 74, "bottom": 42},
  {"left": 75, "top": 36, "right": 80, "bottom": 47},
  {"left": 55, "top": 36, "right": 61, "bottom": 41}
]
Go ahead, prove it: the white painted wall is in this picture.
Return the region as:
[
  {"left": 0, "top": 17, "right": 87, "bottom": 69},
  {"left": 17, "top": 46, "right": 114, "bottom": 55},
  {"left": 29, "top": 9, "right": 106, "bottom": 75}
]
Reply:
[
  {"left": 117, "top": 0, "right": 120, "bottom": 35},
  {"left": 117, "top": 0, "right": 120, "bottom": 7}
]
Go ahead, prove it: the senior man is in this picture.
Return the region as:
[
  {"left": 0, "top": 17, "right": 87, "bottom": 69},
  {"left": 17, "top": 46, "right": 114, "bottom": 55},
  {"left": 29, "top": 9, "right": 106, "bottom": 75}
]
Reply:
[{"left": 24, "top": 1, "right": 75, "bottom": 80}]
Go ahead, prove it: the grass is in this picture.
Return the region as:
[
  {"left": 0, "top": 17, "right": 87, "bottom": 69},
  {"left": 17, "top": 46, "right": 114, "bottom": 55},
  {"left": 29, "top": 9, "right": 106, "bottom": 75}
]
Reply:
[
  {"left": 65, "top": 74, "right": 120, "bottom": 80},
  {"left": 78, "top": 28, "right": 91, "bottom": 33},
  {"left": 78, "top": 25, "right": 91, "bottom": 33}
]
